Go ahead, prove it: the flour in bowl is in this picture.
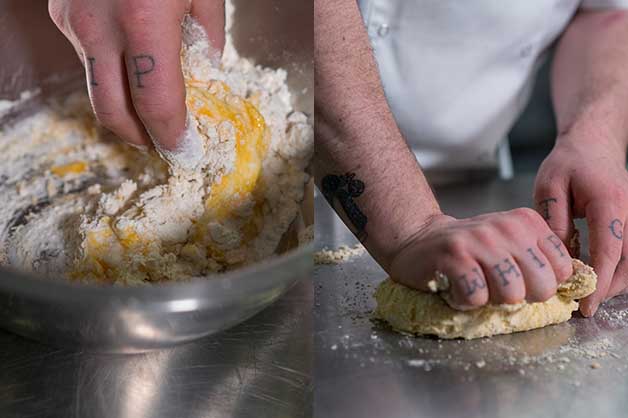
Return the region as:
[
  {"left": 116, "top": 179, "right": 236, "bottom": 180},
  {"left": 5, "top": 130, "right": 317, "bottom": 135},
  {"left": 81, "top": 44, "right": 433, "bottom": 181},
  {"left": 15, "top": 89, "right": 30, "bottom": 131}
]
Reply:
[{"left": 0, "top": 13, "right": 313, "bottom": 285}]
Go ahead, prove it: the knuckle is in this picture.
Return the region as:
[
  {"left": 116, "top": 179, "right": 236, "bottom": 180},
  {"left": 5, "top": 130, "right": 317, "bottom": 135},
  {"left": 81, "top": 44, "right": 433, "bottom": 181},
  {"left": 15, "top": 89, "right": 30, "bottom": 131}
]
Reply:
[
  {"left": 608, "top": 186, "right": 628, "bottom": 203},
  {"left": 450, "top": 266, "right": 489, "bottom": 307},
  {"left": 67, "top": 11, "right": 101, "bottom": 46},
  {"left": 465, "top": 288, "right": 489, "bottom": 307},
  {"left": 500, "top": 288, "right": 525, "bottom": 305},
  {"left": 493, "top": 216, "right": 520, "bottom": 238},
  {"left": 592, "top": 248, "right": 620, "bottom": 265},
  {"left": 489, "top": 276, "right": 525, "bottom": 304},
  {"left": 471, "top": 225, "right": 496, "bottom": 246},
  {"left": 528, "top": 282, "right": 557, "bottom": 303},
  {"left": 133, "top": 97, "right": 177, "bottom": 123},
  {"left": 442, "top": 236, "right": 468, "bottom": 257},
  {"left": 119, "top": 2, "right": 154, "bottom": 31},
  {"left": 93, "top": 108, "right": 124, "bottom": 132},
  {"left": 533, "top": 174, "right": 560, "bottom": 198},
  {"left": 512, "top": 207, "right": 544, "bottom": 226},
  {"left": 555, "top": 260, "right": 574, "bottom": 283}
]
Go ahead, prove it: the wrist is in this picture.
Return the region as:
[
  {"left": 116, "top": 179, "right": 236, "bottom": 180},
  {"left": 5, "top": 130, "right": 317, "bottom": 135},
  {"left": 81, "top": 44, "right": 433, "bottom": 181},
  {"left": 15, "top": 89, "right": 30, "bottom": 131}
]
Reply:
[
  {"left": 555, "top": 107, "right": 628, "bottom": 157},
  {"left": 555, "top": 124, "right": 628, "bottom": 159},
  {"left": 380, "top": 210, "right": 450, "bottom": 273}
]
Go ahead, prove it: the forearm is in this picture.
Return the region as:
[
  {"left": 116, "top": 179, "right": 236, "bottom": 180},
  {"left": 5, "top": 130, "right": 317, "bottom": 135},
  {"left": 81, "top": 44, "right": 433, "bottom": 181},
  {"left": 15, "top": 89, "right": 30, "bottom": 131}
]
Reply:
[
  {"left": 314, "top": 0, "right": 440, "bottom": 270},
  {"left": 552, "top": 9, "right": 628, "bottom": 155}
]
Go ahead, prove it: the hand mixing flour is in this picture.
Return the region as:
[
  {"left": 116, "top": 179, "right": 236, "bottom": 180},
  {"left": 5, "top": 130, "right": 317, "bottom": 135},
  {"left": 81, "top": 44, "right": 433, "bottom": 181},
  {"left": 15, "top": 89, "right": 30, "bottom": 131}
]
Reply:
[{"left": 0, "top": 9, "right": 313, "bottom": 285}]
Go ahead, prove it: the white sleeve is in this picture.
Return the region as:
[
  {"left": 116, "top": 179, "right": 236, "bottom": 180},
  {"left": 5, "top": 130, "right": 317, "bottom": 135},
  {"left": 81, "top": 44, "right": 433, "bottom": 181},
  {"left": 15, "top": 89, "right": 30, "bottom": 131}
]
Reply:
[{"left": 580, "top": 0, "right": 628, "bottom": 9}]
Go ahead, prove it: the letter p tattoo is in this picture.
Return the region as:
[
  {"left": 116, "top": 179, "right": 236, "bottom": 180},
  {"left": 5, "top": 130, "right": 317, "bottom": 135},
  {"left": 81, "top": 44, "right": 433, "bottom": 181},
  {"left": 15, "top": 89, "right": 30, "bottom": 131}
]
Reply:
[{"left": 131, "top": 55, "right": 155, "bottom": 88}]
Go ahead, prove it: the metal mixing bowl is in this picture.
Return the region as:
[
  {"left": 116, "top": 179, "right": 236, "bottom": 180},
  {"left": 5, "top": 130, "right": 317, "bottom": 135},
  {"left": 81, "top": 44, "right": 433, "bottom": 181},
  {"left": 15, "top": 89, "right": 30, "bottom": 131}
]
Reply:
[{"left": 0, "top": 0, "right": 313, "bottom": 353}]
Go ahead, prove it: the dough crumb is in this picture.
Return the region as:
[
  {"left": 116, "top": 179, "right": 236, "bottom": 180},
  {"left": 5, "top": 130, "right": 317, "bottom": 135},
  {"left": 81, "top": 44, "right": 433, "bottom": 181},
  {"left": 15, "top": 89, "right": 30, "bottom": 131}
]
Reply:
[{"left": 314, "top": 244, "right": 365, "bottom": 265}]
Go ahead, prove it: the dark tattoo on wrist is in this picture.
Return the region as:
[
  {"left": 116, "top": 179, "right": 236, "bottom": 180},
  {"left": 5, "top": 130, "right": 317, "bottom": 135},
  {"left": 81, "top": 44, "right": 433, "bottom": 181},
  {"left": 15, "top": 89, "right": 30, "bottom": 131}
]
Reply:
[
  {"left": 493, "top": 258, "right": 520, "bottom": 286},
  {"left": 460, "top": 268, "right": 486, "bottom": 296},
  {"left": 526, "top": 248, "right": 545, "bottom": 268},
  {"left": 610, "top": 218, "right": 623, "bottom": 240},
  {"left": 131, "top": 54, "right": 155, "bottom": 88},
  {"left": 321, "top": 173, "right": 368, "bottom": 242},
  {"left": 87, "top": 56, "right": 98, "bottom": 86},
  {"left": 538, "top": 198, "right": 557, "bottom": 221},
  {"left": 547, "top": 235, "right": 565, "bottom": 257}
]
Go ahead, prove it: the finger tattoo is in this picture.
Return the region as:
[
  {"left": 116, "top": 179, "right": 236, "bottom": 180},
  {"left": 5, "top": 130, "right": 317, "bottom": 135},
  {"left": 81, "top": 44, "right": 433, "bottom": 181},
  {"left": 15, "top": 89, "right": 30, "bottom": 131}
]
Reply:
[
  {"left": 526, "top": 247, "right": 546, "bottom": 268},
  {"left": 610, "top": 218, "right": 623, "bottom": 240},
  {"left": 493, "top": 259, "right": 520, "bottom": 286},
  {"left": 131, "top": 54, "right": 155, "bottom": 88},
  {"left": 87, "top": 57, "right": 98, "bottom": 86},
  {"left": 547, "top": 235, "right": 565, "bottom": 257},
  {"left": 460, "top": 268, "right": 486, "bottom": 296},
  {"left": 538, "top": 198, "right": 557, "bottom": 221}
]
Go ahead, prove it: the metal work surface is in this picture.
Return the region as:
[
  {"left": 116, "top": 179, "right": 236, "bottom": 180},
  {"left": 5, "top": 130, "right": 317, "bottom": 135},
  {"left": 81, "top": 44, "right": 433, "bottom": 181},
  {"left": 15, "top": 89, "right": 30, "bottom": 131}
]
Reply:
[
  {"left": 315, "top": 173, "right": 628, "bottom": 418},
  {"left": 0, "top": 278, "right": 311, "bottom": 418}
]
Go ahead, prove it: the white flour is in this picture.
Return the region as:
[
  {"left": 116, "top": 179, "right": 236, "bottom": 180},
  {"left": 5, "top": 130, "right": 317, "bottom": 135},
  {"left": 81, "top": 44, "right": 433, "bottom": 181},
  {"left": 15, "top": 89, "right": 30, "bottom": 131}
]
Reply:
[{"left": 0, "top": 10, "right": 313, "bottom": 285}]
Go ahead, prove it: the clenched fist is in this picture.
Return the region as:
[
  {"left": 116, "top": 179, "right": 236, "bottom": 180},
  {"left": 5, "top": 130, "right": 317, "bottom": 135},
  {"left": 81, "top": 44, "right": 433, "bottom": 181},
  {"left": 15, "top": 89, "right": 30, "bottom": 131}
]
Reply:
[{"left": 390, "top": 209, "right": 573, "bottom": 310}]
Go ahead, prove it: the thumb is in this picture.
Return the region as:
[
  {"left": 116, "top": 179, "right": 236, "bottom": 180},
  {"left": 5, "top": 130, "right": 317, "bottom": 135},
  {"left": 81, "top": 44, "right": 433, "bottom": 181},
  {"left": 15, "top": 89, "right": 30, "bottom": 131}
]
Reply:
[
  {"left": 190, "top": 0, "right": 226, "bottom": 55},
  {"left": 533, "top": 175, "right": 575, "bottom": 247}
]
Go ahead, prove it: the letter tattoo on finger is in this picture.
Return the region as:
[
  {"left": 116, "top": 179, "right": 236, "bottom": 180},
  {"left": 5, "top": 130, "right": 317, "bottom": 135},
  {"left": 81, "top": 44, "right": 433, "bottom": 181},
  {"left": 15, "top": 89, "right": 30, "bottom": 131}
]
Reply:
[
  {"left": 610, "top": 218, "right": 623, "bottom": 240},
  {"left": 493, "top": 259, "right": 520, "bottom": 286},
  {"left": 460, "top": 268, "right": 486, "bottom": 296},
  {"left": 547, "top": 235, "right": 565, "bottom": 257},
  {"left": 87, "top": 57, "right": 98, "bottom": 86},
  {"left": 538, "top": 198, "right": 557, "bottom": 221},
  {"left": 131, "top": 54, "right": 155, "bottom": 88},
  {"left": 526, "top": 247, "right": 546, "bottom": 268}
]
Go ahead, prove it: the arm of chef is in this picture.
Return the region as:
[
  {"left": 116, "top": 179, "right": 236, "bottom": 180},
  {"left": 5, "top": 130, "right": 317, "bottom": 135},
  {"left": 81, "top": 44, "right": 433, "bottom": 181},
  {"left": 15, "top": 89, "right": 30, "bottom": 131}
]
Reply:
[
  {"left": 315, "top": 0, "right": 573, "bottom": 310},
  {"left": 534, "top": 1, "right": 628, "bottom": 316},
  {"left": 48, "top": 0, "right": 225, "bottom": 152}
]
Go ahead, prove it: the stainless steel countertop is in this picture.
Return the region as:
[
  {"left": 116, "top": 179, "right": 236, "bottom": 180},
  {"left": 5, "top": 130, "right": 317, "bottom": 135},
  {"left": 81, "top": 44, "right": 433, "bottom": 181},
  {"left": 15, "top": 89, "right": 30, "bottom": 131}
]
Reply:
[
  {"left": 314, "top": 173, "right": 628, "bottom": 418},
  {"left": 0, "top": 279, "right": 311, "bottom": 418}
]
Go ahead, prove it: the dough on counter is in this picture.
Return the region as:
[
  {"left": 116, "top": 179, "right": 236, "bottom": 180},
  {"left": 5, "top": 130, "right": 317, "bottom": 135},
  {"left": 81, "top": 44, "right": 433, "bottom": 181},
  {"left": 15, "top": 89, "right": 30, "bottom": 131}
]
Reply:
[{"left": 373, "top": 259, "right": 596, "bottom": 339}]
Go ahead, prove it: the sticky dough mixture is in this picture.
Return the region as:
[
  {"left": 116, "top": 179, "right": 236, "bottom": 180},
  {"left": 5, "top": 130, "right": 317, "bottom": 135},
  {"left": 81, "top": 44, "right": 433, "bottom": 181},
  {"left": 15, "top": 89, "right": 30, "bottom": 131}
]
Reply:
[{"left": 0, "top": 14, "right": 313, "bottom": 285}]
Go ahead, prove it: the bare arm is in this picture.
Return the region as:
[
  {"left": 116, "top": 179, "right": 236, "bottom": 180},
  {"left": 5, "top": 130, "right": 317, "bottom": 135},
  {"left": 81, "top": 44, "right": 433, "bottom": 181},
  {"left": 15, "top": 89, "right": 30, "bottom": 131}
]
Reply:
[
  {"left": 552, "top": 10, "right": 628, "bottom": 150},
  {"left": 534, "top": 9, "right": 628, "bottom": 315},
  {"left": 314, "top": 0, "right": 439, "bottom": 270},
  {"left": 315, "top": 0, "right": 573, "bottom": 310}
]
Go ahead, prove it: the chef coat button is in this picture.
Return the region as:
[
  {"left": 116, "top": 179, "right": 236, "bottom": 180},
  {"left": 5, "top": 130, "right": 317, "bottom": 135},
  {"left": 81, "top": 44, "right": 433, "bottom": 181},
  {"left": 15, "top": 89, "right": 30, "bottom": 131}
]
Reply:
[{"left": 377, "top": 23, "right": 390, "bottom": 37}]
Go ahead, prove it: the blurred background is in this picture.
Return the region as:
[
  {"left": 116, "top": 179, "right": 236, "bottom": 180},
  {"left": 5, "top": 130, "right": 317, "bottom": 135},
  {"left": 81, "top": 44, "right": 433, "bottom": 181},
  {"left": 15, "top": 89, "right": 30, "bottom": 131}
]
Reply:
[{"left": 509, "top": 51, "right": 557, "bottom": 172}]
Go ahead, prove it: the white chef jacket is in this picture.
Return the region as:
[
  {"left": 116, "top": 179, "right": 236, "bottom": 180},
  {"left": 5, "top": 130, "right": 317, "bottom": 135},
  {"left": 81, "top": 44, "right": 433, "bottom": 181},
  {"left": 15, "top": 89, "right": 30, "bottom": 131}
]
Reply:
[{"left": 358, "top": 0, "right": 628, "bottom": 171}]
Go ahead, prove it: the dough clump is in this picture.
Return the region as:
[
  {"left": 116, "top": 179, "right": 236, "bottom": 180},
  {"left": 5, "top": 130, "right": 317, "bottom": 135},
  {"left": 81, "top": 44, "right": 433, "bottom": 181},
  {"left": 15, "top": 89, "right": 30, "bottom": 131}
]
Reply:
[{"left": 374, "top": 259, "right": 596, "bottom": 339}]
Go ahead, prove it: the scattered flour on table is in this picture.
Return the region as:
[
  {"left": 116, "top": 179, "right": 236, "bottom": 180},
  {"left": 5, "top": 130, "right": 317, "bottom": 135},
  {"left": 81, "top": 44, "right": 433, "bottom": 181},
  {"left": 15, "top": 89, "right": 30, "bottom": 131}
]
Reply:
[
  {"left": 314, "top": 243, "right": 365, "bottom": 265},
  {"left": 0, "top": 6, "right": 312, "bottom": 285}
]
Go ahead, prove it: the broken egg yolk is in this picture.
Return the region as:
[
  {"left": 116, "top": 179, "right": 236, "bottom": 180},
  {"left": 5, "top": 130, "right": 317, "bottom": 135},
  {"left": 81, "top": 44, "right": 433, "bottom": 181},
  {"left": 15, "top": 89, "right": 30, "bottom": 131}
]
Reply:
[
  {"left": 73, "top": 80, "right": 270, "bottom": 282},
  {"left": 50, "top": 161, "right": 88, "bottom": 177}
]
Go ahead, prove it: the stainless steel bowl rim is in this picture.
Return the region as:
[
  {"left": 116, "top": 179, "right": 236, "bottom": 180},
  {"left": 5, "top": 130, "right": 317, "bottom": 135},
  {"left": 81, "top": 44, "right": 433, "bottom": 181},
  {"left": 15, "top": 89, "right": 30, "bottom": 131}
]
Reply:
[{"left": 0, "top": 242, "right": 313, "bottom": 302}]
